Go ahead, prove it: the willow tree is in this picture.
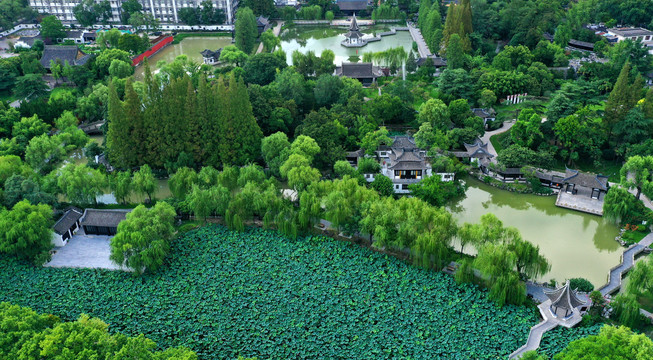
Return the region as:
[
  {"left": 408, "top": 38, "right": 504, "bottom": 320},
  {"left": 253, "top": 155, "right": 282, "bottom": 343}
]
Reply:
[
  {"left": 620, "top": 155, "right": 653, "bottom": 199},
  {"left": 603, "top": 186, "right": 639, "bottom": 224}
]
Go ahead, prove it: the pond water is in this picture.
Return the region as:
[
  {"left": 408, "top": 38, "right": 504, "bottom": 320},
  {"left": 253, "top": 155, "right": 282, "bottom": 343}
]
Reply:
[
  {"left": 134, "top": 37, "right": 233, "bottom": 78},
  {"left": 279, "top": 25, "right": 414, "bottom": 66},
  {"left": 448, "top": 177, "right": 622, "bottom": 287}
]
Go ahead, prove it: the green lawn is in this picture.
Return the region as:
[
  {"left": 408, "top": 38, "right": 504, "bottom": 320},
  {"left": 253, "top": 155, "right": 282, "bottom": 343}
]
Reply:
[
  {"left": 490, "top": 131, "right": 511, "bottom": 154},
  {"left": 550, "top": 158, "right": 622, "bottom": 183},
  {"left": 172, "top": 32, "right": 232, "bottom": 44},
  {"left": 0, "top": 225, "right": 600, "bottom": 359},
  {"left": 494, "top": 98, "right": 549, "bottom": 122}
]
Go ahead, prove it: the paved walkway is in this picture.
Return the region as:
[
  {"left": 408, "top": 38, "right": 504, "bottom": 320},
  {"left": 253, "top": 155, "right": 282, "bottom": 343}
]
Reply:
[
  {"left": 513, "top": 232, "right": 653, "bottom": 358},
  {"left": 597, "top": 232, "right": 653, "bottom": 296},
  {"left": 407, "top": 22, "right": 431, "bottom": 58},
  {"left": 255, "top": 21, "right": 283, "bottom": 54},
  {"left": 510, "top": 300, "right": 584, "bottom": 359},
  {"left": 480, "top": 119, "right": 515, "bottom": 161},
  {"left": 45, "top": 232, "right": 127, "bottom": 271}
]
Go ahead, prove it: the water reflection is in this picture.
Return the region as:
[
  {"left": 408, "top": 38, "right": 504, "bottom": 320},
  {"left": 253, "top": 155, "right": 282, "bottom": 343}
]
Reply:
[
  {"left": 279, "top": 25, "right": 414, "bottom": 66},
  {"left": 448, "top": 176, "right": 621, "bottom": 286}
]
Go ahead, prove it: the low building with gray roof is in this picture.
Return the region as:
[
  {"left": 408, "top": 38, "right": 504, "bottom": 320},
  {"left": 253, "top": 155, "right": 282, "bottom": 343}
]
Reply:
[
  {"left": 52, "top": 207, "right": 84, "bottom": 246},
  {"left": 39, "top": 45, "right": 92, "bottom": 70},
  {"left": 81, "top": 209, "right": 132, "bottom": 236}
]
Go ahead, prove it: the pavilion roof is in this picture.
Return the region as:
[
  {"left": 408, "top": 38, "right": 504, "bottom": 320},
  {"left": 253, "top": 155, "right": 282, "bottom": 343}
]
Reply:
[
  {"left": 544, "top": 281, "right": 586, "bottom": 313},
  {"left": 563, "top": 169, "right": 608, "bottom": 190}
]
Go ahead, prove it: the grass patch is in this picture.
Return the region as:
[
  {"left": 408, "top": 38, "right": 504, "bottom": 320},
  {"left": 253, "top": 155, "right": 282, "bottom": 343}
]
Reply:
[
  {"left": 0, "top": 225, "right": 595, "bottom": 359},
  {"left": 549, "top": 158, "right": 622, "bottom": 182},
  {"left": 490, "top": 131, "right": 511, "bottom": 154},
  {"left": 494, "top": 98, "right": 549, "bottom": 121},
  {"left": 172, "top": 32, "right": 232, "bottom": 44}
]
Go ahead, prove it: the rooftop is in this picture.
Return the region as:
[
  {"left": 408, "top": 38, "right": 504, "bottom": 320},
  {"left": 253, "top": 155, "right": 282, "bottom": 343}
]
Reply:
[
  {"left": 563, "top": 169, "right": 608, "bottom": 190},
  {"left": 544, "top": 280, "right": 586, "bottom": 313},
  {"left": 53, "top": 207, "right": 84, "bottom": 235},
  {"left": 336, "top": 62, "right": 382, "bottom": 78},
  {"left": 608, "top": 27, "right": 653, "bottom": 37},
  {"left": 40, "top": 45, "right": 91, "bottom": 69},
  {"left": 337, "top": 0, "right": 369, "bottom": 11},
  {"left": 81, "top": 209, "right": 131, "bottom": 228}
]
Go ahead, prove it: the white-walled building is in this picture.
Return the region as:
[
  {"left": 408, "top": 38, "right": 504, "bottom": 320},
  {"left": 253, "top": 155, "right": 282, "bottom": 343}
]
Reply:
[
  {"left": 51, "top": 207, "right": 84, "bottom": 247},
  {"left": 606, "top": 27, "right": 653, "bottom": 55},
  {"left": 28, "top": 0, "right": 236, "bottom": 25}
]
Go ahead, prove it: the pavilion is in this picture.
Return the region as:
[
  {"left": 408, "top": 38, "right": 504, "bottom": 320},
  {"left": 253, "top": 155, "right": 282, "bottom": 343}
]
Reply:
[
  {"left": 342, "top": 14, "right": 366, "bottom": 47},
  {"left": 562, "top": 168, "right": 609, "bottom": 200},
  {"left": 543, "top": 280, "right": 587, "bottom": 318}
]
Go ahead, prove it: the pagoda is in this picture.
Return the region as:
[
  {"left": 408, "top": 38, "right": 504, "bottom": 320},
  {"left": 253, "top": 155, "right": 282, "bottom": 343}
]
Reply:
[
  {"left": 342, "top": 13, "right": 366, "bottom": 47},
  {"left": 543, "top": 280, "right": 587, "bottom": 318}
]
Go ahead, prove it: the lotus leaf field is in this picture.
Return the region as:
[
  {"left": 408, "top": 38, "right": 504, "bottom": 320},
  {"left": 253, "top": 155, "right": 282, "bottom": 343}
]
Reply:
[{"left": 0, "top": 225, "right": 600, "bottom": 359}]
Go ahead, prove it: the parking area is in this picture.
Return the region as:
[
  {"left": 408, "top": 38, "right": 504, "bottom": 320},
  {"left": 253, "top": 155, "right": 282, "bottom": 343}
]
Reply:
[{"left": 45, "top": 231, "right": 127, "bottom": 271}]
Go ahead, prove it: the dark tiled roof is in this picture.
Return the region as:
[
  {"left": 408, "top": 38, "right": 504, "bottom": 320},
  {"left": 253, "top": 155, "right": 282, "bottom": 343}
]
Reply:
[
  {"left": 416, "top": 56, "right": 447, "bottom": 67},
  {"left": 53, "top": 207, "right": 84, "bottom": 235},
  {"left": 339, "top": 62, "right": 377, "bottom": 78},
  {"left": 568, "top": 39, "right": 595, "bottom": 50},
  {"left": 201, "top": 48, "right": 222, "bottom": 59},
  {"left": 346, "top": 149, "right": 365, "bottom": 158},
  {"left": 391, "top": 136, "right": 417, "bottom": 150},
  {"left": 544, "top": 280, "right": 586, "bottom": 312},
  {"left": 64, "top": 30, "right": 84, "bottom": 38},
  {"left": 337, "top": 0, "right": 368, "bottom": 10},
  {"left": 17, "top": 35, "right": 42, "bottom": 46},
  {"left": 82, "top": 32, "right": 96, "bottom": 38},
  {"left": 81, "top": 209, "right": 131, "bottom": 228},
  {"left": 472, "top": 108, "right": 495, "bottom": 118},
  {"left": 563, "top": 169, "right": 608, "bottom": 190},
  {"left": 40, "top": 46, "right": 91, "bottom": 69},
  {"left": 498, "top": 167, "right": 523, "bottom": 175},
  {"left": 256, "top": 16, "right": 270, "bottom": 27},
  {"left": 345, "top": 30, "right": 363, "bottom": 39},
  {"left": 390, "top": 161, "right": 426, "bottom": 170}
]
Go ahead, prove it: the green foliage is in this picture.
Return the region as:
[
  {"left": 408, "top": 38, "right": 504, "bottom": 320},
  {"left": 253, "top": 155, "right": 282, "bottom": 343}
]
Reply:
[
  {"left": 235, "top": 7, "right": 258, "bottom": 54},
  {"left": 39, "top": 15, "right": 66, "bottom": 42},
  {"left": 110, "top": 202, "right": 176, "bottom": 275},
  {"left": 243, "top": 53, "right": 288, "bottom": 86},
  {"left": 133, "top": 164, "right": 156, "bottom": 202},
  {"left": 603, "top": 186, "right": 651, "bottom": 225},
  {"left": 568, "top": 278, "right": 594, "bottom": 292},
  {"left": 0, "top": 200, "right": 52, "bottom": 264},
  {"left": 57, "top": 163, "right": 107, "bottom": 205},
  {"left": 409, "top": 175, "right": 466, "bottom": 207},
  {"left": 0, "top": 302, "right": 197, "bottom": 359},
  {"left": 554, "top": 325, "right": 653, "bottom": 360},
  {"left": 370, "top": 174, "right": 393, "bottom": 197}
]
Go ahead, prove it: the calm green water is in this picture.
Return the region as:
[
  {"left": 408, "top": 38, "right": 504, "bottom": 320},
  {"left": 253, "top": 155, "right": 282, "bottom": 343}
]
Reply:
[
  {"left": 279, "top": 25, "right": 414, "bottom": 66},
  {"left": 448, "top": 177, "right": 622, "bottom": 287},
  {"left": 134, "top": 37, "right": 233, "bottom": 78}
]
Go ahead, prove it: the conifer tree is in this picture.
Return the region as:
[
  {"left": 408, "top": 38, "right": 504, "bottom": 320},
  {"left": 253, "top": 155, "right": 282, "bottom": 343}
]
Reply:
[
  {"left": 123, "top": 79, "right": 145, "bottom": 166},
  {"left": 447, "top": 33, "right": 465, "bottom": 69},
  {"left": 212, "top": 77, "right": 230, "bottom": 167},
  {"left": 106, "top": 81, "right": 131, "bottom": 169},
  {"left": 460, "top": 0, "right": 473, "bottom": 35},
  {"left": 185, "top": 79, "right": 201, "bottom": 162},
  {"left": 645, "top": 88, "right": 653, "bottom": 119},
  {"left": 604, "top": 61, "right": 641, "bottom": 141},
  {"left": 222, "top": 73, "right": 263, "bottom": 165},
  {"left": 196, "top": 75, "right": 212, "bottom": 164},
  {"left": 417, "top": 0, "right": 432, "bottom": 30},
  {"left": 235, "top": 7, "right": 258, "bottom": 54}
]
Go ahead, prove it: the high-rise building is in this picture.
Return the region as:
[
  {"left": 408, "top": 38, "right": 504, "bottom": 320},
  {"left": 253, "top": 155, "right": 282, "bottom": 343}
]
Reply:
[{"left": 28, "top": 0, "right": 236, "bottom": 25}]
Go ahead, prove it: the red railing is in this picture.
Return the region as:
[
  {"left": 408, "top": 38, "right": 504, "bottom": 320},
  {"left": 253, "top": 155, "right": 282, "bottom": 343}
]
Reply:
[{"left": 132, "top": 35, "right": 173, "bottom": 66}]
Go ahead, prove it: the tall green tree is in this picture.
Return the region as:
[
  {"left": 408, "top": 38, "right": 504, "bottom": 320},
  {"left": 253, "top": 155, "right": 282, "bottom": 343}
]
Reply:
[
  {"left": 0, "top": 200, "right": 53, "bottom": 264},
  {"left": 620, "top": 155, "right": 653, "bottom": 199},
  {"left": 57, "top": 164, "right": 107, "bottom": 205},
  {"left": 39, "top": 15, "right": 66, "bottom": 42},
  {"left": 133, "top": 164, "right": 156, "bottom": 202},
  {"left": 604, "top": 61, "right": 642, "bottom": 141},
  {"left": 234, "top": 7, "right": 258, "bottom": 54},
  {"left": 110, "top": 202, "right": 176, "bottom": 275},
  {"left": 556, "top": 326, "right": 653, "bottom": 359}
]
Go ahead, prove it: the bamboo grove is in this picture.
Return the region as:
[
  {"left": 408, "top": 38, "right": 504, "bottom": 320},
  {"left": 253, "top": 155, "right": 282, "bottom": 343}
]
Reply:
[{"left": 106, "top": 65, "right": 263, "bottom": 169}]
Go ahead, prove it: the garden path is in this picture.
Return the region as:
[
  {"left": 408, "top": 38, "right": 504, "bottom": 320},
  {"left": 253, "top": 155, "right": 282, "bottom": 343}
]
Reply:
[
  {"left": 481, "top": 119, "right": 515, "bottom": 161},
  {"left": 515, "top": 232, "right": 653, "bottom": 358},
  {"left": 256, "top": 21, "right": 284, "bottom": 55},
  {"left": 407, "top": 22, "right": 431, "bottom": 58}
]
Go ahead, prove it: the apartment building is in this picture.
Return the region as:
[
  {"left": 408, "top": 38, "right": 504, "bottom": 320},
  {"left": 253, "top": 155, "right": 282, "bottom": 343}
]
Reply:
[{"left": 28, "top": 0, "right": 236, "bottom": 25}]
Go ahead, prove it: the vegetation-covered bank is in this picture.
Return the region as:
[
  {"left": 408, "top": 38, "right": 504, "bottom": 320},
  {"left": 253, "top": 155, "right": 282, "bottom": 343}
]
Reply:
[{"left": 0, "top": 225, "right": 597, "bottom": 359}]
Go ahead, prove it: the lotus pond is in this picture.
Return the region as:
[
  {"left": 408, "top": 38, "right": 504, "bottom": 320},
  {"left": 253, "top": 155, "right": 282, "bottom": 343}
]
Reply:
[{"left": 0, "top": 225, "right": 599, "bottom": 359}]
